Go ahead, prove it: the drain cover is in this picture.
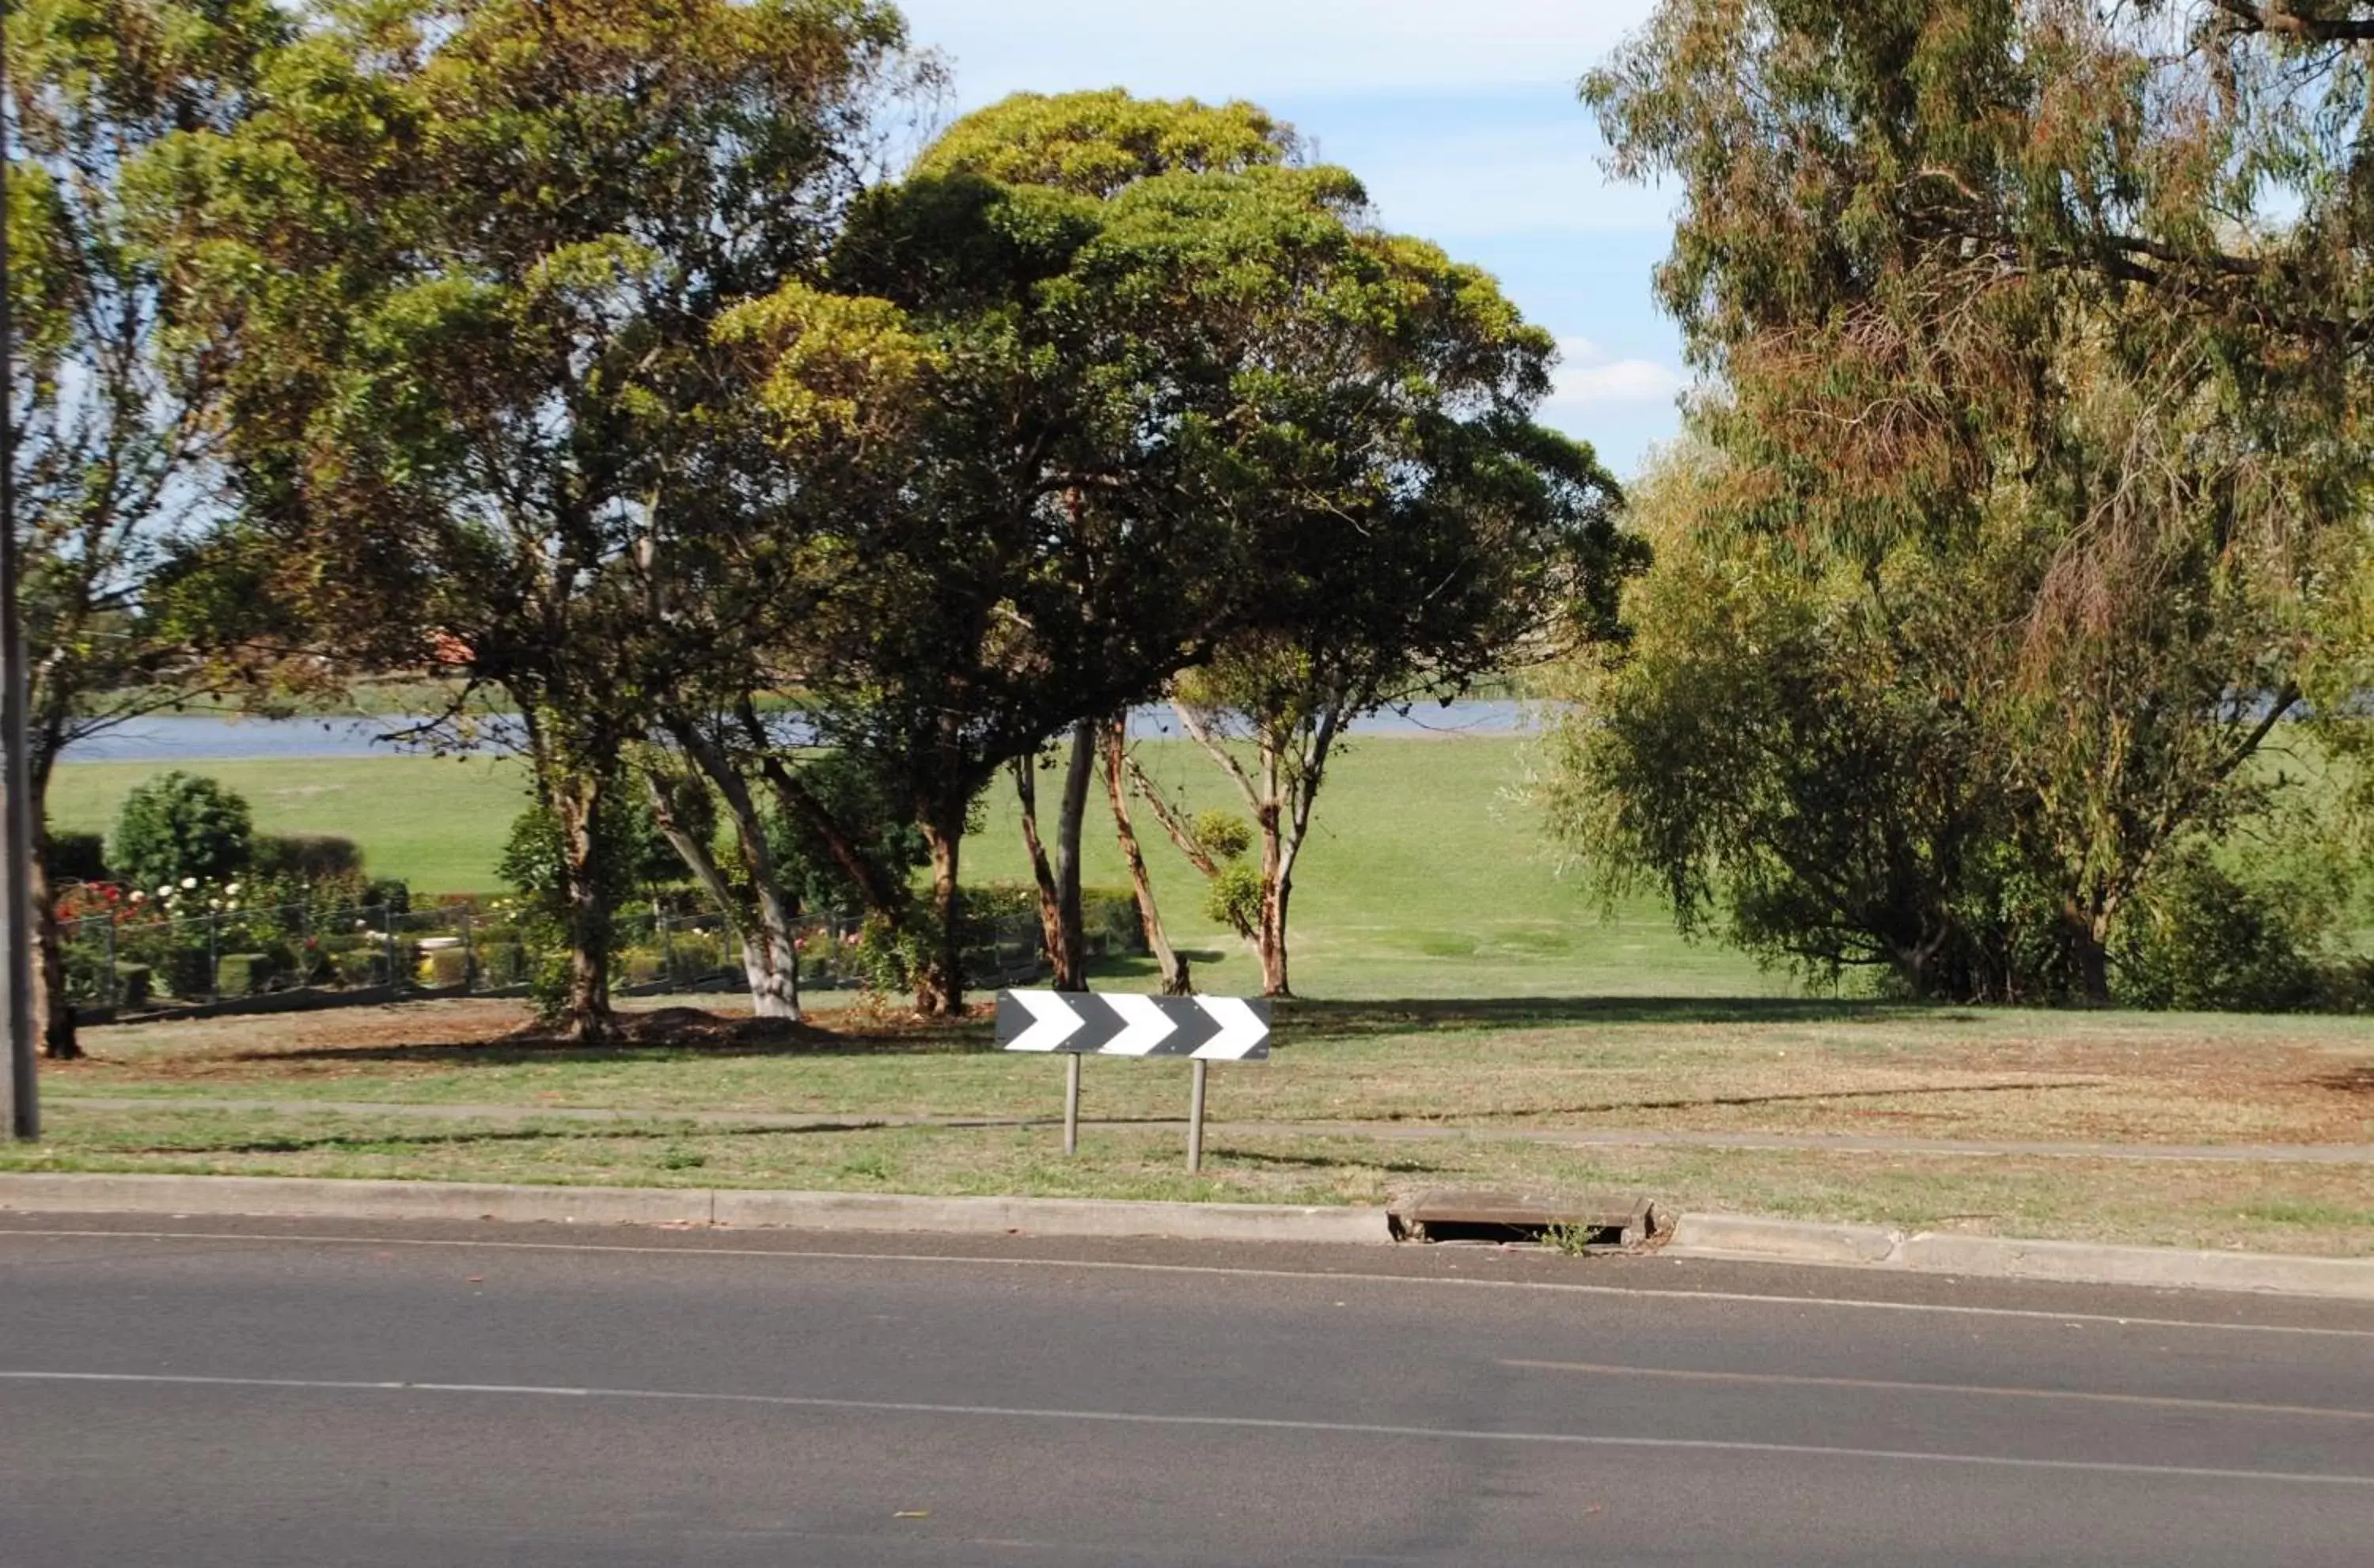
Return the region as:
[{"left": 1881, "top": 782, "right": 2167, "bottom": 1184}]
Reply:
[{"left": 1389, "top": 1188, "right": 1665, "bottom": 1248}]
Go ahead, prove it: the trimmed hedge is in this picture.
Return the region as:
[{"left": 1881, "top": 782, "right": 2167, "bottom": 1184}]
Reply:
[
  {"left": 216, "top": 952, "right": 280, "bottom": 998},
  {"left": 112, "top": 963, "right": 152, "bottom": 1009},
  {"left": 161, "top": 946, "right": 214, "bottom": 1002},
  {"left": 44, "top": 829, "right": 108, "bottom": 884},
  {"left": 251, "top": 834, "right": 364, "bottom": 881}
]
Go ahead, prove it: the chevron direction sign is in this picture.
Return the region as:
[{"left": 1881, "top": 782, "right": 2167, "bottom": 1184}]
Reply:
[{"left": 996, "top": 990, "right": 1271, "bottom": 1060}]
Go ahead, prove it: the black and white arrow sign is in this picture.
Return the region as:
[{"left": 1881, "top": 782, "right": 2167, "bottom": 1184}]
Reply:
[{"left": 996, "top": 991, "right": 1271, "bottom": 1060}]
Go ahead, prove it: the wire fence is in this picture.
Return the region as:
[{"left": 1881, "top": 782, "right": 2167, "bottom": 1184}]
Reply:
[{"left": 59, "top": 896, "right": 1049, "bottom": 1017}]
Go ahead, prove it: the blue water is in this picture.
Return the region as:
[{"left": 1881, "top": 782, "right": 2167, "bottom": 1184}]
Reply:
[{"left": 67, "top": 700, "right": 1545, "bottom": 763}]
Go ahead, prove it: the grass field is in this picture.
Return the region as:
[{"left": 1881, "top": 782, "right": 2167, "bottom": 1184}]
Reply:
[
  {"left": 48, "top": 737, "right": 1784, "bottom": 1001},
  {"left": 17, "top": 995, "right": 2374, "bottom": 1254},
  {"left": 34, "top": 735, "right": 2374, "bottom": 1256}
]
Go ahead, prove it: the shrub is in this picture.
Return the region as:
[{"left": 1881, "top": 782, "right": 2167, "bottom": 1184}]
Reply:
[
  {"left": 1204, "top": 862, "right": 1261, "bottom": 935},
  {"left": 2115, "top": 854, "right": 2345, "bottom": 1013},
  {"left": 661, "top": 933, "right": 726, "bottom": 982},
  {"left": 160, "top": 945, "right": 214, "bottom": 1002},
  {"left": 111, "top": 771, "right": 253, "bottom": 894},
  {"left": 44, "top": 829, "right": 108, "bottom": 884},
  {"left": 1192, "top": 810, "right": 1253, "bottom": 864},
  {"left": 250, "top": 834, "right": 364, "bottom": 881},
  {"left": 334, "top": 949, "right": 393, "bottom": 988},
  {"left": 1081, "top": 886, "right": 1147, "bottom": 956},
  {"left": 215, "top": 952, "right": 281, "bottom": 998},
  {"left": 113, "top": 963, "right": 152, "bottom": 1009},
  {"left": 480, "top": 941, "right": 529, "bottom": 987},
  {"left": 362, "top": 877, "right": 411, "bottom": 915}
]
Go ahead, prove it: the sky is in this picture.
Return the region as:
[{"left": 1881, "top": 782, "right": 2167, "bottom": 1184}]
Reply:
[{"left": 891, "top": 1, "right": 1683, "bottom": 479}]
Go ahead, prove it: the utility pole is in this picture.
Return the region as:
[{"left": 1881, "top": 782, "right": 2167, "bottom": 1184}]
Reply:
[{"left": 0, "top": 9, "right": 39, "bottom": 1142}]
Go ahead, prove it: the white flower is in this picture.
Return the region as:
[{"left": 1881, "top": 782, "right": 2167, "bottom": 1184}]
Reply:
[
  {"left": 180, "top": 877, "right": 197, "bottom": 890},
  {"left": 157, "top": 885, "right": 173, "bottom": 898},
  {"left": 225, "top": 882, "right": 242, "bottom": 896},
  {"left": 129, "top": 891, "right": 146, "bottom": 904}
]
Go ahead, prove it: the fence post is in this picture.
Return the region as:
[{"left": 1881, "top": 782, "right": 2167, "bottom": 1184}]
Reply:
[
  {"left": 104, "top": 911, "right": 118, "bottom": 1009},
  {"left": 382, "top": 903, "right": 398, "bottom": 991},
  {"left": 298, "top": 903, "right": 313, "bottom": 990},
  {"left": 460, "top": 904, "right": 476, "bottom": 995},
  {"left": 659, "top": 913, "right": 677, "bottom": 994},
  {"left": 206, "top": 908, "right": 221, "bottom": 1004}
]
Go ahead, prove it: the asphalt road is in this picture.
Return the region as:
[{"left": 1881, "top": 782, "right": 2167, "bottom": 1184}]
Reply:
[{"left": 4, "top": 1216, "right": 2371, "bottom": 1566}]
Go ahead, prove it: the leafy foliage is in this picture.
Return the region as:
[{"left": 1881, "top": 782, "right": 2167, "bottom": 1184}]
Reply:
[
  {"left": 110, "top": 771, "right": 253, "bottom": 892},
  {"left": 1569, "top": 1, "right": 2374, "bottom": 1002}
]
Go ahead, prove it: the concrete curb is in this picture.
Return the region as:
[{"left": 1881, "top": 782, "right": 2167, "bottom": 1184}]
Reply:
[
  {"left": 1667, "top": 1212, "right": 2374, "bottom": 1301},
  {"left": 0, "top": 1173, "right": 1392, "bottom": 1246},
  {"left": 4, "top": 1175, "right": 2368, "bottom": 1299}
]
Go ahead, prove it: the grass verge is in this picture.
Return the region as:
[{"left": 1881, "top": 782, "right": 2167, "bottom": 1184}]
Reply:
[{"left": 6, "top": 1107, "right": 2372, "bottom": 1257}]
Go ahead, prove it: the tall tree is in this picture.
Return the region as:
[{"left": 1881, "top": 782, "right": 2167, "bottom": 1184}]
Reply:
[
  {"left": 1135, "top": 306, "right": 1634, "bottom": 998},
  {"left": 1576, "top": 0, "right": 2372, "bottom": 1001},
  {"left": 760, "top": 93, "right": 1361, "bottom": 1014},
  {"left": 155, "top": 0, "right": 926, "bottom": 1037},
  {"left": 4, "top": 0, "right": 288, "bottom": 1057}
]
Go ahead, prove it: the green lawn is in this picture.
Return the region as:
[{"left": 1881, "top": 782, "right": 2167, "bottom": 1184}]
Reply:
[
  {"left": 49, "top": 737, "right": 1783, "bottom": 1000},
  {"left": 22, "top": 994, "right": 2374, "bottom": 1255}
]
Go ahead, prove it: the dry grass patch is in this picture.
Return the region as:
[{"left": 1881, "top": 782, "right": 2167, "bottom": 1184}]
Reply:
[
  {"left": 39, "top": 995, "right": 2374, "bottom": 1150},
  {"left": 8, "top": 1104, "right": 2372, "bottom": 1256}
]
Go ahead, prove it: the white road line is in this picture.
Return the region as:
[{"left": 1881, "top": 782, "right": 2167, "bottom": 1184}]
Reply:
[
  {"left": 5, "top": 1369, "right": 2369, "bottom": 1489},
  {"left": 1502, "top": 1359, "right": 2374, "bottom": 1421},
  {"left": 4, "top": 1226, "right": 2371, "bottom": 1340}
]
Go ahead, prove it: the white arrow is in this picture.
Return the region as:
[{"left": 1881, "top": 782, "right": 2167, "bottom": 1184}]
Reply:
[
  {"left": 1192, "top": 996, "right": 1269, "bottom": 1059},
  {"left": 1005, "top": 991, "right": 1087, "bottom": 1052},
  {"left": 1102, "top": 993, "right": 1180, "bottom": 1057}
]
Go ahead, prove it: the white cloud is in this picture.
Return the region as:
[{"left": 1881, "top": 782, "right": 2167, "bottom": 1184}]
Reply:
[
  {"left": 897, "top": 1, "right": 1659, "bottom": 102},
  {"left": 1549, "top": 338, "right": 1685, "bottom": 408}
]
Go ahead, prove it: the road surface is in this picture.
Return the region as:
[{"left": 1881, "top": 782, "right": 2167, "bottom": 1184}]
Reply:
[{"left": 3, "top": 1214, "right": 2370, "bottom": 1565}]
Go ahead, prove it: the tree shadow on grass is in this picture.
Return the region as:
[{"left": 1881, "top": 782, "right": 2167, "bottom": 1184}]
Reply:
[
  {"left": 221, "top": 994, "right": 1967, "bottom": 1073},
  {"left": 122, "top": 1116, "right": 892, "bottom": 1158},
  {"left": 1272, "top": 995, "right": 1934, "bottom": 1042},
  {"left": 230, "top": 1006, "right": 995, "bottom": 1069},
  {"left": 1217, "top": 1147, "right": 1447, "bottom": 1176}
]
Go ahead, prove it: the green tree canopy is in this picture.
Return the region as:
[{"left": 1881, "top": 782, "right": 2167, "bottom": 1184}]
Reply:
[
  {"left": 1568, "top": 0, "right": 2374, "bottom": 1002},
  {"left": 154, "top": 0, "right": 929, "bottom": 1036}
]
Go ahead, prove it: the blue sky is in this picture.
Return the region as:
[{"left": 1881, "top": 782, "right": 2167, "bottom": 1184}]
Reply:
[{"left": 891, "top": 1, "right": 1682, "bottom": 479}]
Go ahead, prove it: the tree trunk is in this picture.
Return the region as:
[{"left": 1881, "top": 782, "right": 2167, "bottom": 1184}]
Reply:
[
  {"left": 552, "top": 770, "right": 616, "bottom": 1042},
  {"left": 29, "top": 838, "right": 78, "bottom": 1059},
  {"left": 1052, "top": 719, "right": 1096, "bottom": 987},
  {"left": 1256, "top": 802, "right": 1292, "bottom": 998},
  {"left": 738, "top": 699, "right": 908, "bottom": 930},
  {"left": 1104, "top": 719, "right": 1189, "bottom": 994},
  {"left": 683, "top": 722, "right": 802, "bottom": 1021},
  {"left": 746, "top": 888, "right": 802, "bottom": 1021},
  {"left": 1013, "top": 756, "right": 1071, "bottom": 987},
  {"left": 643, "top": 765, "right": 799, "bottom": 1021},
  {"left": 23, "top": 749, "right": 78, "bottom": 1058},
  {"left": 2061, "top": 898, "right": 2114, "bottom": 1006},
  {"left": 915, "top": 811, "right": 965, "bottom": 1017}
]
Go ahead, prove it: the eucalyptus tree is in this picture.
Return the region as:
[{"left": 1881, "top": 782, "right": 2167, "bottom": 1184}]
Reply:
[
  {"left": 1575, "top": 0, "right": 2374, "bottom": 1001},
  {"left": 154, "top": 0, "right": 928, "bottom": 1037},
  {"left": 721, "top": 93, "right": 1356, "bottom": 1014},
  {"left": 1144, "top": 354, "right": 1633, "bottom": 998},
  {"left": 3, "top": 0, "right": 290, "bottom": 1056}
]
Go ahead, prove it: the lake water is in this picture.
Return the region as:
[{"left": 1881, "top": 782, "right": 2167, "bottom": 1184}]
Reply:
[{"left": 69, "top": 700, "right": 1546, "bottom": 763}]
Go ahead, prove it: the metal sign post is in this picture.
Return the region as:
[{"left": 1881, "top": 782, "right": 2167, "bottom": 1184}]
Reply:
[
  {"left": 1188, "top": 1059, "right": 1209, "bottom": 1173},
  {"left": 0, "top": 18, "right": 38, "bottom": 1143},
  {"left": 998, "top": 991, "right": 1272, "bottom": 1172},
  {"left": 1064, "top": 1052, "right": 1081, "bottom": 1157}
]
